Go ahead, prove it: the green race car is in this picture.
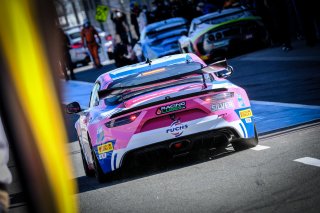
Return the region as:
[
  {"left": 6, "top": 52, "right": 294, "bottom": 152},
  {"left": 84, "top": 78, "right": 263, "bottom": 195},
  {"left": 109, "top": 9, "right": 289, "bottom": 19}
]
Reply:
[{"left": 178, "top": 6, "right": 268, "bottom": 61}]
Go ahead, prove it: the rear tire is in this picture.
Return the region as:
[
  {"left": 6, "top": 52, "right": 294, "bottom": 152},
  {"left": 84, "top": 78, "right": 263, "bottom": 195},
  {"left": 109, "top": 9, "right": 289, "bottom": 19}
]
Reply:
[
  {"left": 92, "top": 149, "right": 108, "bottom": 183},
  {"left": 232, "top": 124, "right": 259, "bottom": 151},
  {"left": 79, "top": 143, "right": 95, "bottom": 177}
]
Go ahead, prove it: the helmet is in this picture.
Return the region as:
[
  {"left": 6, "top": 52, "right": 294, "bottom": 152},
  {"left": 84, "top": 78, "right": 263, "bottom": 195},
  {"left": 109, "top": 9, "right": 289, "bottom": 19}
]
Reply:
[{"left": 83, "top": 19, "right": 90, "bottom": 28}]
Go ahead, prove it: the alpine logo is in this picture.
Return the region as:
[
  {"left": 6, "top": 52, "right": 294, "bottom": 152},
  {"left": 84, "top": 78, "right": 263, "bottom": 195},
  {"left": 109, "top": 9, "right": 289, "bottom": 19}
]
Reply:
[
  {"left": 156, "top": 101, "right": 186, "bottom": 115},
  {"left": 166, "top": 119, "right": 188, "bottom": 137}
]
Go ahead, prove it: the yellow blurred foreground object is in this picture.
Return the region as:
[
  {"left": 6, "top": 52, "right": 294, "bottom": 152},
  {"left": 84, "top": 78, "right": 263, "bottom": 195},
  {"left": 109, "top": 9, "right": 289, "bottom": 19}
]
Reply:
[{"left": 0, "top": 0, "right": 78, "bottom": 212}]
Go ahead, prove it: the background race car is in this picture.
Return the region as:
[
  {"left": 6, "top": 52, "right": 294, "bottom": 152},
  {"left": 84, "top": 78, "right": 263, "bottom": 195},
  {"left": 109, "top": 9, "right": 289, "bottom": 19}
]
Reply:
[
  {"left": 66, "top": 53, "right": 258, "bottom": 182},
  {"left": 136, "top": 17, "right": 188, "bottom": 60},
  {"left": 64, "top": 26, "right": 113, "bottom": 67},
  {"left": 178, "top": 6, "right": 268, "bottom": 61}
]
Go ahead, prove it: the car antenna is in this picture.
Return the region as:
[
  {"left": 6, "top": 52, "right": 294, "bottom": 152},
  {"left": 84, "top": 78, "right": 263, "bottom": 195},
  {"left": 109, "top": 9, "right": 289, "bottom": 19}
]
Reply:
[{"left": 145, "top": 58, "right": 152, "bottom": 66}]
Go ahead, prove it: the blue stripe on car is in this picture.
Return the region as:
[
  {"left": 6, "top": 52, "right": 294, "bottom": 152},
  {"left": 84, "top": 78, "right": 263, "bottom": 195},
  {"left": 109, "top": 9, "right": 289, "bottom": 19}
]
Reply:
[
  {"left": 239, "top": 122, "right": 246, "bottom": 138},
  {"left": 113, "top": 153, "right": 117, "bottom": 170}
]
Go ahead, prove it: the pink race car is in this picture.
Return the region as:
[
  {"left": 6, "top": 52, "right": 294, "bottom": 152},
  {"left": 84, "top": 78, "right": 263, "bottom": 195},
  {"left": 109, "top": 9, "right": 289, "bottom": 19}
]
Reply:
[{"left": 66, "top": 53, "right": 258, "bottom": 182}]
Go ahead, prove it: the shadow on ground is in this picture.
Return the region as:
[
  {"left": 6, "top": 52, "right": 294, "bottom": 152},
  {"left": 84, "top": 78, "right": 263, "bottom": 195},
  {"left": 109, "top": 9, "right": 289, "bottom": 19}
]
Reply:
[{"left": 74, "top": 146, "right": 235, "bottom": 194}]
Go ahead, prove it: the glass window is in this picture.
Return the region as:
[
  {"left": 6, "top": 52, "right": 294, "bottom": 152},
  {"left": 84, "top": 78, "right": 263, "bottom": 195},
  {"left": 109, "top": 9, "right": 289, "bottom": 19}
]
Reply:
[{"left": 89, "top": 83, "right": 100, "bottom": 108}]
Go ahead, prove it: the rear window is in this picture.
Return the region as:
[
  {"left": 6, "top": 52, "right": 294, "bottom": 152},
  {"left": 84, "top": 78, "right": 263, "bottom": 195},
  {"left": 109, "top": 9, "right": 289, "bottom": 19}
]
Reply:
[
  {"left": 103, "top": 62, "right": 205, "bottom": 105},
  {"left": 69, "top": 32, "right": 81, "bottom": 40},
  {"left": 146, "top": 24, "right": 187, "bottom": 41}
]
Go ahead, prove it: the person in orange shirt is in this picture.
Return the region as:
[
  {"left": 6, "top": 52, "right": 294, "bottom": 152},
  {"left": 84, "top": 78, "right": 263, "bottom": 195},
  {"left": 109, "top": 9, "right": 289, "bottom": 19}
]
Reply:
[{"left": 81, "top": 20, "right": 103, "bottom": 68}]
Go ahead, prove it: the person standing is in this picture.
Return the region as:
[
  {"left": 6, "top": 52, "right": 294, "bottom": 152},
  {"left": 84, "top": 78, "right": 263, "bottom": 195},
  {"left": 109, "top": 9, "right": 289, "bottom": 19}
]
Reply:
[
  {"left": 295, "top": 0, "right": 319, "bottom": 46},
  {"left": 81, "top": 20, "right": 103, "bottom": 68},
  {"left": 263, "top": 0, "right": 292, "bottom": 51},
  {"left": 111, "top": 10, "right": 130, "bottom": 45},
  {"left": 59, "top": 28, "right": 75, "bottom": 80},
  {"left": 0, "top": 117, "right": 12, "bottom": 212},
  {"left": 130, "top": 2, "right": 141, "bottom": 39}
]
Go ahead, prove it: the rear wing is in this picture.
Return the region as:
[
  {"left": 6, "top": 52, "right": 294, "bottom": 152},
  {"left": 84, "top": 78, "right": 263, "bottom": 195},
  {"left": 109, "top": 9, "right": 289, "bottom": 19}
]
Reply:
[
  {"left": 194, "top": 6, "right": 251, "bottom": 26},
  {"left": 109, "top": 88, "right": 227, "bottom": 119},
  {"left": 98, "top": 60, "right": 233, "bottom": 100},
  {"left": 98, "top": 62, "right": 206, "bottom": 100}
]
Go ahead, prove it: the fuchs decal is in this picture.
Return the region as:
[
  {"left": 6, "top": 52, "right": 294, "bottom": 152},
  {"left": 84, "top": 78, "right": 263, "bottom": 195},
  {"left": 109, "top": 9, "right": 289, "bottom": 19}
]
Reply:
[
  {"left": 156, "top": 101, "right": 186, "bottom": 115},
  {"left": 166, "top": 119, "right": 188, "bottom": 137}
]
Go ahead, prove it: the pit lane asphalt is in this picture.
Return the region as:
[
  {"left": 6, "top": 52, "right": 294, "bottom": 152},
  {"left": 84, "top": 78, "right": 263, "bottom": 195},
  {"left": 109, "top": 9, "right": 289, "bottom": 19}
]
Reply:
[{"left": 69, "top": 122, "right": 320, "bottom": 213}]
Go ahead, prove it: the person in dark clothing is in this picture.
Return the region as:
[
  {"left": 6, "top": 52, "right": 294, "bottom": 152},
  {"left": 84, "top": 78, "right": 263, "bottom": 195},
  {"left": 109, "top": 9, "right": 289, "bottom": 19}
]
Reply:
[
  {"left": 180, "top": 0, "right": 197, "bottom": 24},
  {"left": 130, "top": 2, "right": 141, "bottom": 38},
  {"left": 113, "top": 35, "right": 131, "bottom": 68},
  {"left": 263, "top": 0, "right": 292, "bottom": 51},
  {"left": 111, "top": 10, "right": 130, "bottom": 45},
  {"left": 58, "top": 28, "right": 75, "bottom": 80},
  {"left": 295, "top": 0, "right": 319, "bottom": 46},
  {"left": 149, "top": 1, "right": 171, "bottom": 23}
]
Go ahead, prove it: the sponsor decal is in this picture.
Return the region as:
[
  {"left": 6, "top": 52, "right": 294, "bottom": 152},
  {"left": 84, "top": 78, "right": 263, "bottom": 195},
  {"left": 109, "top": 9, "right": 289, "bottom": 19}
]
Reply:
[
  {"left": 245, "top": 34, "right": 253, "bottom": 40},
  {"left": 211, "top": 101, "right": 234, "bottom": 111},
  {"left": 97, "top": 142, "right": 113, "bottom": 154},
  {"left": 245, "top": 117, "right": 252, "bottom": 123},
  {"left": 239, "top": 109, "right": 253, "bottom": 119},
  {"left": 99, "top": 153, "right": 107, "bottom": 160},
  {"left": 237, "top": 94, "right": 246, "bottom": 107},
  {"left": 166, "top": 119, "right": 188, "bottom": 137},
  {"left": 156, "top": 101, "right": 186, "bottom": 115},
  {"left": 96, "top": 127, "right": 105, "bottom": 143}
]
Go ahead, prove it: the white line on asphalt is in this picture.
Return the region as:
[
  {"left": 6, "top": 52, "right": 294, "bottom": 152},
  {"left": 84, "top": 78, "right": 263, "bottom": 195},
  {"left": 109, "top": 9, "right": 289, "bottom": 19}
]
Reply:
[
  {"left": 251, "top": 100, "right": 320, "bottom": 110},
  {"left": 250, "top": 145, "right": 270, "bottom": 151},
  {"left": 294, "top": 157, "right": 320, "bottom": 167},
  {"left": 61, "top": 80, "right": 94, "bottom": 86},
  {"left": 238, "top": 56, "right": 320, "bottom": 61}
]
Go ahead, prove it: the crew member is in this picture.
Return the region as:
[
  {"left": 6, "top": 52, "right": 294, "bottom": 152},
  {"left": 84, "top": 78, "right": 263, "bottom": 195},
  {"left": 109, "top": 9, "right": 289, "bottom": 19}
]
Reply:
[{"left": 81, "top": 20, "right": 102, "bottom": 68}]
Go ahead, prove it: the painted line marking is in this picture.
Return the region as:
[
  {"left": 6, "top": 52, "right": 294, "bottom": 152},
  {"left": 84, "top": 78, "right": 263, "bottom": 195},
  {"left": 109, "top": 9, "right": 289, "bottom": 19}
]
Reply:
[
  {"left": 61, "top": 80, "right": 94, "bottom": 86},
  {"left": 250, "top": 145, "right": 270, "bottom": 151},
  {"left": 294, "top": 157, "right": 320, "bottom": 167},
  {"left": 238, "top": 56, "right": 320, "bottom": 61}
]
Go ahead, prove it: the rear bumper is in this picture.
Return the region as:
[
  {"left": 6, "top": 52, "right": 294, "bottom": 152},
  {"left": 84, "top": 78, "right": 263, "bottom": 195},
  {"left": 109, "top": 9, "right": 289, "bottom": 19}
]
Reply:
[{"left": 120, "top": 127, "right": 239, "bottom": 168}]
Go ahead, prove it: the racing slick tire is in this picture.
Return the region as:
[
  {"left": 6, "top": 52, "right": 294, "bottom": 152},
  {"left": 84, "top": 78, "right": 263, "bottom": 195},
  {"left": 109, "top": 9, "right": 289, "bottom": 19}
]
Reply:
[
  {"left": 231, "top": 124, "right": 259, "bottom": 151},
  {"left": 79, "top": 142, "right": 95, "bottom": 177},
  {"left": 87, "top": 135, "right": 114, "bottom": 183},
  {"left": 92, "top": 149, "right": 108, "bottom": 183}
]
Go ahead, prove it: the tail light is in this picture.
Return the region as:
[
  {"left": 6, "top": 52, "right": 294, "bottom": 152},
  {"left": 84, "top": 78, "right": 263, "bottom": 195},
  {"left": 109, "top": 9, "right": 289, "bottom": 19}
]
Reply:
[
  {"left": 71, "top": 42, "right": 83, "bottom": 49},
  {"left": 215, "top": 32, "right": 223, "bottom": 40},
  {"left": 105, "top": 35, "right": 113, "bottom": 41},
  {"left": 105, "top": 112, "right": 140, "bottom": 128},
  {"left": 200, "top": 92, "right": 234, "bottom": 102}
]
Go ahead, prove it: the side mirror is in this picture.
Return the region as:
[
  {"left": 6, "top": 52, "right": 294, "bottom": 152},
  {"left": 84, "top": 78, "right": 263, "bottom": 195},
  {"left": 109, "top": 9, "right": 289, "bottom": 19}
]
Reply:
[
  {"left": 65, "top": 102, "right": 82, "bottom": 114},
  {"left": 216, "top": 65, "right": 233, "bottom": 78}
]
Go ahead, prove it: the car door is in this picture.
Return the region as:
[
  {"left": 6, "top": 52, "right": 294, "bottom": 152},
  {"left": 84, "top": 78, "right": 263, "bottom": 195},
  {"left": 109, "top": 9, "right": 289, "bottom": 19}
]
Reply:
[{"left": 78, "top": 82, "right": 101, "bottom": 168}]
